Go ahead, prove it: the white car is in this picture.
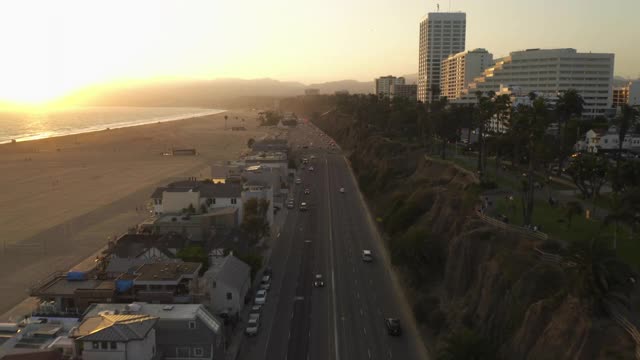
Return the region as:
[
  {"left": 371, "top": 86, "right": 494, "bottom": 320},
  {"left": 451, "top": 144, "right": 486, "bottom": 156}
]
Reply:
[
  {"left": 300, "top": 202, "right": 308, "bottom": 211},
  {"left": 308, "top": 166, "right": 314, "bottom": 171},
  {"left": 339, "top": 187, "right": 345, "bottom": 193},
  {"left": 255, "top": 289, "right": 267, "bottom": 305},
  {"left": 260, "top": 275, "right": 271, "bottom": 291},
  {"left": 362, "top": 250, "right": 373, "bottom": 262},
  {"left": 245, "top": 318, "right": 260, "bottom": 336},
  {"left": 295, "top": 178, "right": 302, "bottom": 185},
  {"left": 304, "top": 188, "right": 311, "bottom": 195},
  {"left": 287, "top": 200, "right": 295, "bottom": 209}
]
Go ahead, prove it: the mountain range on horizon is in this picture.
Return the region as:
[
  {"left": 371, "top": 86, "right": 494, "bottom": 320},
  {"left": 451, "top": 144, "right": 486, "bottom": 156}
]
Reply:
[{"left": 60, "top": 73, "right": 634, "bottom": 108}]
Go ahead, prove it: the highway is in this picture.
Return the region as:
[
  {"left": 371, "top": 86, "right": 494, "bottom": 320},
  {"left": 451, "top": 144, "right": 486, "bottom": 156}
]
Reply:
[{"left": 239, "top": 122, "right": 427, "bottom": 360}]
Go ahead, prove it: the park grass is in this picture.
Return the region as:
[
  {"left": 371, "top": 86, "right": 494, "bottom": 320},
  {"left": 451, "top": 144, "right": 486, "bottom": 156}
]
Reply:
[{"left": 492, "top": 197, "right": 640, "bottom": 268}]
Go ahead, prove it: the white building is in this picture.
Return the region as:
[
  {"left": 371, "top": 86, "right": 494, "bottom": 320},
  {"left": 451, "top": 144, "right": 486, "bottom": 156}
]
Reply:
[
  {"left": 203, "top": 253, "right": 251, "bottom": 316},
  {"left": 575, "top": 126, "right": 640, "bottom": 153},
  {"left": 241, "top": 180, "right": 275, "bottom": 226},
  {"left": 151, "top": 180, "right": 243, "bottom": 220},
  {"left": 440, "top": 49, "right": 493, "bottom": 100},
  {"left": 457, "top": 48, "right": 615, "bottom": 118},
  {"left": 70, "top": 313, "right": 158, "bottom": 360},
  {"left": 418, "top": 12, "right": 466, "bottom": 102},
  {"left": 375, "top": 76, "right": 405, "bottom": 98}
]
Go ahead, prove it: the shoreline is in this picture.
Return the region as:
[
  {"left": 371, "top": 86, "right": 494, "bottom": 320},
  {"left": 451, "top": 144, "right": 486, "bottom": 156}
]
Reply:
[
  {"left": 0, "top": 107, "right": 227, "bottom": 145},
  {"left": 0, "top": 109, "right": 267, "bottom": 317}
]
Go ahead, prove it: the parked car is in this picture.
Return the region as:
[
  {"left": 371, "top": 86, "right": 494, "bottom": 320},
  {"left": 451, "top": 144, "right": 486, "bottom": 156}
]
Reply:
[
  {"left": 260, "top": 275, "right": 271, "bottom": 291},
  {"left": 385, "top": 318, "right": 402, "bottom": 336},
  {"left": 362, "top": 250, "right": 373, "bottom": 262},
  {"left": 255, "top": 290, "right": 267, "bottom": 305},
  {"left": 313, "top": 274, "right": 325, "bottom": 287},
  {"left": 245, "top": 318, "right": 260, "bottom": 336}
]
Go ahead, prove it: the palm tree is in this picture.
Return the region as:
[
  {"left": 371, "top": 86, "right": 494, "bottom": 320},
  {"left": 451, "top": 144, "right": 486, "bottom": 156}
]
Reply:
[
  {"left": 474, "top": 91, "right": 497, "bottom": 178},
  {"left": 555, "top": 89, "right": 585, "bottom": 175},
  {"left": 612, "top": 105, "right": 639, "bottom": 191},
  {"left": 512, "top": 96, "right": 551, "bottom": 225},
  {"left": 605, "top": 189, "right": 640, "bottom": 249},
  {"left": 564, "top": 200, "right": 584, "bottom": 228}
]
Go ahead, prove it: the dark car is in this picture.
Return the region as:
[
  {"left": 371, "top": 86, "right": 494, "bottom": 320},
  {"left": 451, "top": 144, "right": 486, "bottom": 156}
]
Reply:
[
  {"left": 385, "top": 318, "right": 402, "bottom": 336},
  {"left": 313, "top": 274, "right": 325, "bottom": 287}
]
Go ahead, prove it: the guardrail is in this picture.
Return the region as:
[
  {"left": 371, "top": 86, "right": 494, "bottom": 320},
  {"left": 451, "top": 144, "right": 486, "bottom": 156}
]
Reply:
[
  {"left": 476, "top": 212, "right": 549, "bottom": 241},
  {"left": 534, "top": 247, "right": 563, "bottom": 264},
  {"left": 610, "top": 310, "right": 640, "bottom": 359}
]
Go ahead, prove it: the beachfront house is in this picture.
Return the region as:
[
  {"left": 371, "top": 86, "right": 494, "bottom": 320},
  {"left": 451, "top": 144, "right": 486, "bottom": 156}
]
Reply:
[
  {"left": 241, "top": 180, "right": 275, "bottom": 227},
  {"left": 202, "top": 253, "right": 251, "bottom": 316},
  {"left": 150, "top": 179, "right": 243, "bottom": 221},
  {"left": 83, "top": 303, "right": 225, "bottom": 360},
  {"left": 70, "top": 312, "right": 158, "bottom": 360}
]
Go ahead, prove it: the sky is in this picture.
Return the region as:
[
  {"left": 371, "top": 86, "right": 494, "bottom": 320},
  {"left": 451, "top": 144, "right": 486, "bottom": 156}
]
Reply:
[{"left": 0, "top": 0, "right": 639, "bottom": 104}]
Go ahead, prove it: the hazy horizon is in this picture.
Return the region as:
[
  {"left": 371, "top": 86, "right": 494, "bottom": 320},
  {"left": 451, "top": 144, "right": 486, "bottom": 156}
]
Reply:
[{"left": 2, "top": 0, "right": 639, "bottom": 104}]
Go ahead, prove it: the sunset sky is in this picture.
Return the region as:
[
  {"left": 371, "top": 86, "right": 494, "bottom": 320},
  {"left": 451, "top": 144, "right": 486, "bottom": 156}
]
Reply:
[{"left": 1, "top": 0, "right": 639, "bottom": 104}]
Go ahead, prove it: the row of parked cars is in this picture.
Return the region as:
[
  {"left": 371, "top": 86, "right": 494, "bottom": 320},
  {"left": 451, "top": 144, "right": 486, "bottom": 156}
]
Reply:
[{"left": 245, "top": 270, "right": 273, "bottom": 336}]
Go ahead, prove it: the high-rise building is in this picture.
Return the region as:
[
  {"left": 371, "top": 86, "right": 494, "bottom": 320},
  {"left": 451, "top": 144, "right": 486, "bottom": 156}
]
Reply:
[
  {"left": 456, "top": 48, "right": 614, "bottom": 118},
  {"left": 613, "top": 81, "right": 640, "bottom": 107},
  {"left": 418, "top": 12, "right": 466, "bottom": 102},
  {"left": 375, "top": 76, "right": 405, "bottom": 97},
  {"left": 440, "top": 48, "right": 493, "bottom": 100},
  {"left": 390, "top": 84, "right": 418, "bottom": 100}
]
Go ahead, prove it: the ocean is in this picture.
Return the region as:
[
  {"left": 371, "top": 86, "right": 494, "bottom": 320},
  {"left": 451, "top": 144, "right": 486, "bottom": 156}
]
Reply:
[{"left": 0, "top": 106, "right": 226, "bottom": 144}]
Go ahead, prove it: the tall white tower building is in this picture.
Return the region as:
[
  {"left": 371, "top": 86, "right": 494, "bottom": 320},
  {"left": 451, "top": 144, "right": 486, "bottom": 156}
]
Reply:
[{"left": 418, "top": 12, "right": 466, "bottom": 103}]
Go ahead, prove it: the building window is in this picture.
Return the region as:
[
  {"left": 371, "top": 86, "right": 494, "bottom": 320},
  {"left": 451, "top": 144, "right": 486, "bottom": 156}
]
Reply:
[
  {"left": 110, "top": 342, "right": 117, "bottom": 350},
  {"left": 231, "top": 198, "right": 237, "bottom": 204},
  {"left": 226, "top": 292, "right": 233, "bottom": 300},
  {"left": 177, "top": 347, "right": 190, "bottom": 357},
  {"left": 101, "top": 342, "right": 108, "bottom": 350},
  {"left": 194, "top": 347, "right": 204, "bottom": 357},
  {"left": 189, "top": 321, "right": 197, "bottom": 329},
  {"left": 92, "top": 342, "right": 99, "bottom": 349}
]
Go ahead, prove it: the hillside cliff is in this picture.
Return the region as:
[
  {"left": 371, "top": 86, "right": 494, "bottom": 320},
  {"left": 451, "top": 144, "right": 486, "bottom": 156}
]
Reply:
[{"left": 313, "top": 110, "right": 635, "bottom": 359}]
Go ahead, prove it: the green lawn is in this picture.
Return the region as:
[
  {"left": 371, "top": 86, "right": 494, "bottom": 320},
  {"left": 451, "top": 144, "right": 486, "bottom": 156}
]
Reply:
[{"left": 492, "top": 197, "right": 640, "bottom": 268}]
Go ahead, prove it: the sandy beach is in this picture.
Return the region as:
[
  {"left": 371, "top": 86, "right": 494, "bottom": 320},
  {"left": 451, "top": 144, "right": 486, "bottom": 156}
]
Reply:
[{"left": 0, "top": 109, "right": 269, "bottom": 317}]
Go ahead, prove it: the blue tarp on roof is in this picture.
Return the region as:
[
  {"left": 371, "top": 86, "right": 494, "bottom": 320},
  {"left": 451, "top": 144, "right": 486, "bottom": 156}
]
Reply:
[{"left": 115, "top": 279, "right": 134, "bottom": 293}]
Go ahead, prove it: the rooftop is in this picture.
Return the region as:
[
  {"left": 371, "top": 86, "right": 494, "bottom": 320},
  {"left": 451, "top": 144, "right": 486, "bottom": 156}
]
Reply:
[
  {"left": 71, "top": 313, "right": 157, "bottom": 342},
  {"left": 132, "top": 262, "right": 201, "bottom": 282},
  {"left": 33, "top": 277, "right": 114, "bottom": 297},
  {"left": 205, "top": 255, "right": 250, "bottom": 292},
  {"left": 83, "top": 303, "right": 222, "bottom": 333},
  {"left": 151, "top": 180, "right": 242, "bottom": 199}
]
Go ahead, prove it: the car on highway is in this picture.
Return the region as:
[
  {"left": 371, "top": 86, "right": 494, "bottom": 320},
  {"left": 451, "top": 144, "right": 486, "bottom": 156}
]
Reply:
[
  {"left": 385, "top": 318, "right": 402, "bottom": 336},
  {"left": 287, "top": 199, "right": 295, "bottom": 209},
  {"left": 304, "top": 188, "right": 310, "bottom": 195},
  {"left": 313, "top": 274, "right": 325, "bottom": 287},
  {"left": 308, "top": 166, "right": 314, "bottom": 171},
  {"left": 295, "top": 178, "right": 302, "bottom": 185},
  {"left": 245, "top": 318, "right": 260, "bottom": 336},
  {"left": 255, "top": 289, "right": 267, "bottom": 305},
  {"left": 362, "top": 250, "right": 373, "bottom": 262},
  {"left": 339, "top": 187, "right": 345, "bottom": 193},
  {"left": 299, "top": 202, "right": 308, "bottom": 211}
]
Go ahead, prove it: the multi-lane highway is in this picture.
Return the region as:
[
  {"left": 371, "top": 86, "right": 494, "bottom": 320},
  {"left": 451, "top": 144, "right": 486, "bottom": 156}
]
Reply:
[{"left": 239, "top": 122, "right": 428, "bottom": 360}]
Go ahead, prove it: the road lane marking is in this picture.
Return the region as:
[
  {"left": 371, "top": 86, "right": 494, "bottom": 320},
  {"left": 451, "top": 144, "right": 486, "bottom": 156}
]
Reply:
[
  {"left": 368, "top": 349, "right": 372, "bottom": 359},
  {"left": 363, "top": 327, "right": 367, "bottom": 335},
  {"left": 326, "top": 157, "right": 340, "bottom": 360}
]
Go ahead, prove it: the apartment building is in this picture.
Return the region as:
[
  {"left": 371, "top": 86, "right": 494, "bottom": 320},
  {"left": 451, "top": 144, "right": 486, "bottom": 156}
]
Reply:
[
  {"left": 613, "top": 81, "right": 640, "bottom": 107},
  {"left": 418, "top": 12, "right": 466, "bottom": 102},
  {"left": 375, "top": 76, "right": 405, "bottom": 98},
  {"left": 390, "top": 84, "right": 418, "bottom": 100},
  {"left": 458, "top": 48, "right": 614, "bottom": 118},
  {"left": 440, "top": 48, "right": 493, "bottom": 100}
]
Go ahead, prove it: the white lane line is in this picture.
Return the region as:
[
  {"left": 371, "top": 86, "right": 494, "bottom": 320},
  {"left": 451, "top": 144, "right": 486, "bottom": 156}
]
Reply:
[
  {"left": 388, "top": 349, "right": 393, "bottom": 359},
  {"left": 356, "top": 292, "right": 360, "bottom": 299},
  {"left": 360, "top": 308, "right": 364, "bottom": 316},
  {"left": 326, "top": 157, "right": 340, "bottom": 360},
  {"left": 368, "top": 349, "right": 372, "bottom": 359},
  {"left": 363, "top": 327, "right": 367, "bottom": 335}
]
